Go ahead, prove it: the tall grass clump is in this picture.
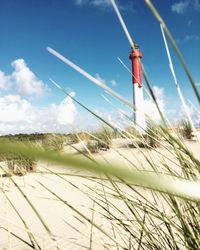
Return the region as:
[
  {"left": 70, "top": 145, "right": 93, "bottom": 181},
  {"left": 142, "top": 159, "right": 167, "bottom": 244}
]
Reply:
[
  {"left": 0, "top": 136, "right": 37, "bottom": 176},
  {"left": 144, "top": 122, "right": 162, "bottom": 148},
  {"left": 66, "top": 133, "right": 80, "bottom": 144},
  {"left": 83, "top": 127, "right": 112, "bottom": 154},
  {"left": 93, "top": 126, "right": 115, "bottom": 149},
  {"left": 179, "top": 120, "right": 193, "bottom": 139},
  {"left": 124, "top": 126, "right": 139, "bottom": 137},
  {"left": 1, "top": 153, "right": 36, "bottom": 176},
  {"left": 41, "top": 133, "right": 66, "bottom": 152}
]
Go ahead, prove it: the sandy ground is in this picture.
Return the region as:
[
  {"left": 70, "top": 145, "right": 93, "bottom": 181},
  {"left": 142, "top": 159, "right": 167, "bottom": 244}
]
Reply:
[{"left": 0, "top": 138, "right": 200, "bottom": 249}]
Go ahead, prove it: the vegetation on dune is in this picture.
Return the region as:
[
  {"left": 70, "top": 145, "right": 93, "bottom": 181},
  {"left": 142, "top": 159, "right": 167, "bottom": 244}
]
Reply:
[
  {"left": 0, "top": 133, "right": 67, "bottom": 176},
  {"left": 92, "top": 127, "right": 114, "bottom": 149},
  {"left": 77, "top": 126, "right": 119, "bottom": 154},
  {"left": 144, "top": 122, "right": 162, "bottom": 148},
  {"left": 124, "top": 126, "right": 139, "bottom": 137},
  {"left": 0, "top": 154, "right": 36, "bottom": 176},
  {"left": 0, "top": 0, "right": 200, "bottom": 249},
  {"left": 179, "top": 119, "right": 193, "bottom": 140},
  {"left": 0, "top": 127, "right": 200, "bottom": 249},
  {"left": 41, "top": 133, "right": 66, "bottom": 152}
]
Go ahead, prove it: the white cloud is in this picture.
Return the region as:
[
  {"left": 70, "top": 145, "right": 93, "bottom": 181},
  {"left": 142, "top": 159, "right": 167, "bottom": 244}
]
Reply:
[
  {"left": 73, "top": 0, "right": 132, "bottom": 11},
  {"left": 110, "top": 79, "right": 117, "bottom": 87},
  {"left": 171, "top": 0, "right": 200, "bottom": 13},
  {"left": 95, "top": 74, "right": 118, "bottom": 87},
  {"left": 95, "top": 73, "right": 105, "bottom": 83},
  {"left": 74, "top": 0, "right": 111, "bottom": 7},
  {"left": 152, "top": 86, "right": 164, "bottom": 101},
  {"left": 167, "top": 102, "right": 200, "bottom": 127},
  {"left": 144, "top": 86, "right": 165, "bottom": 122},
  {"left": 171, "top": 1, "right": 190, "bottom": 14},
  {"left": 11, "top": 59, "right": 48, "bottom": 98},
  {"left": 94, "top": 108, "right": 129, "bottom": 130},
  {"left": 74, "top": 0, "right": 87, "bottom": 6},
  {"left": 188, "top": 103, "right": 200, "bottom": 126},
  {"left": 193, "top": 0, "right": 200, "bottom": 10},
  {"left": 94, "top": 86, "right": 166, "bottom": 129},
  {"left": 0, "top": 95, "right": 32, "bottom": 123},
  {"left": 0, "top": 59, "right": 78, "bottom": 135},
  {"left": 91, "top": 0, "right": 111, "bottom": 7},
  {"left": 52, "top": 92, "right": 77, "bottom": 125},
  {"left": 176, "top": 34, "right": 199, "bottom": 43},
  {"left": 0, "top": 94, "right": 77, "bottom": 135},
  {"left": 0, "top": 71, "right": 11, "bottom": 90}
]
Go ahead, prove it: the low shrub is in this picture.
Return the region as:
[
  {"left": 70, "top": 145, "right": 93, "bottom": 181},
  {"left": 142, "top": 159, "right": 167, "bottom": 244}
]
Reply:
[
  {"left": 179, "top": 120, "right": 193, "bottom": 139},
  {"left": 93, "top": 127, "right": 113, "bottom": 150},
  {"left": 66, "top": 133, "right": 80, "bottom": 144},
  {"left": 2, "top": 154, "right": 36, "bottom": 176},
  {"left": 144, "top": 123, "right": 161, "bottom": 148},
  {"left": 85, "top": 140, "right": 100, "bottom": 153},
  {"left": 41, "top": 133, "right": 66, "bottom": 152},
  {"left": 124, "top": 126, "right": 140, "bottom": 137}
]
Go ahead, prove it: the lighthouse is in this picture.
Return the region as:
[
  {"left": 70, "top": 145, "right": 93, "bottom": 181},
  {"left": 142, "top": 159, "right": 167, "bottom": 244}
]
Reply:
[{"left": 129, "top": 42, "right": 146, "bottom": 133}]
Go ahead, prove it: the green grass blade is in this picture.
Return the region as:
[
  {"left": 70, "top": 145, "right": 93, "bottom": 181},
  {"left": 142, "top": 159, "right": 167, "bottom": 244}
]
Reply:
[{"left": 1, "top": 141, "right": 200, "bottom": 201}]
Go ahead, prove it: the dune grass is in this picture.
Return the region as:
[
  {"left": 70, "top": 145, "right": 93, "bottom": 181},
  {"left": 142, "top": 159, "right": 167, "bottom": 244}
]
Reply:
[{"left": 0, "top": 0, "right": 200, "bottom": 249}]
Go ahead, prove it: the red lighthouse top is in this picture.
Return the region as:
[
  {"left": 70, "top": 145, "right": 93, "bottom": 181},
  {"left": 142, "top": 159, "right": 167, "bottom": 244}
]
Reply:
[{"left": 129, "top": 42, "right": 143, "bottom": 87}]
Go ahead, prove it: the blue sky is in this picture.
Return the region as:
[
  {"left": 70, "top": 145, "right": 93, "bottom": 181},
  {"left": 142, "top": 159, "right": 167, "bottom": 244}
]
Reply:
[{"left": 0, "top": 0, "right": 200, "bottom": 134}]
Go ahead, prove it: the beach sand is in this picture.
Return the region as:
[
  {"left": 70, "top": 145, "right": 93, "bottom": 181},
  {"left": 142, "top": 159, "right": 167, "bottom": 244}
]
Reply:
[{"left": 0, "top": 139, "right": 199, "bottom": 249}]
